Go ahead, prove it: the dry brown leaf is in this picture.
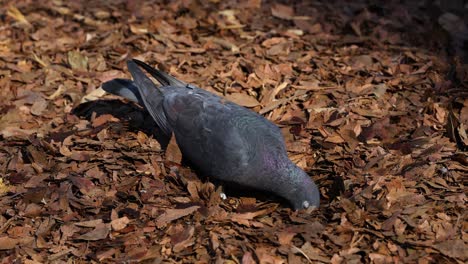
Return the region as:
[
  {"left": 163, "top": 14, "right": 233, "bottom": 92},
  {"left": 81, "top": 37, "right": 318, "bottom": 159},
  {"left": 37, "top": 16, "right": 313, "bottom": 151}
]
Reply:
[
  {"left": 68, "top": 50, "right": 88, "bottom": 72},
  {"left": 81, "top": 87, "right": 107, "bottom": 103},
  {"left": 30, "top": 97, "right": 48, "bottom": 116},
  {"left": 91, "top": 113, "right": 118, "bottom": 127},
  {"left": 294, "top": 242, "right": 330, "bottom": 263},
  {"left": 111, "top": 217, "right": 130, "bottom": 231},
  {"left": 225, "top": 93, "right": 260, "bottom": 107},
  {"left": 7, "top": 5, "right": 31, "bottom": 26},
  {"left": 277, "top": 230, "right": 296, "bottom": 245},
  {"left": 433, "top": 239, "right": 468, "bottom": 261},
  {"left": 242, "top": 251, "right": 256, "bottom": 264},
  {"left": 230, "top": 205, "right": 277, "bottom": 226},
  {"left": 172, "top": 226, "right": 195, "bottom": 253},
  {"left": 271, "top": 4, "right": 294, "bottom": 20},
  {"left": 76, "top": 223, "right": 110, "bottom": 241},
  {"left": 0, "top": 236, "right": 18, "bottom": 250},
  {"left": 325, "top": 133, "right": 345, "bottom": 144},
  {"left": 165, "top": 133, "right": 182, "bottom": 164},
  {"left": 156, "top": 206, "right": 200, "bottom": 228},
  {"left": 0, "top": 178, "right": 10, "bottom": 195},
  {"left": 75, "top": 219, "right": 103, "bottom": 228},
  {"left": 255, "top": 247, "right": 285, "bottom": 264}
]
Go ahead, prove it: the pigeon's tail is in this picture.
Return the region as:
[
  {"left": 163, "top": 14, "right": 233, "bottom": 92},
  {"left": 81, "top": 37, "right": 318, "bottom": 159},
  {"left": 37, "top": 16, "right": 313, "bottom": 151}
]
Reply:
[
  {"left": 102, "top": 78, "right": 144, "bottom": 105},
  {"left": 133, "top": 59, "right": 186, "bottom": 87},
  {"left": 126, "top": 60, "right": 173, "bottom": 136}
]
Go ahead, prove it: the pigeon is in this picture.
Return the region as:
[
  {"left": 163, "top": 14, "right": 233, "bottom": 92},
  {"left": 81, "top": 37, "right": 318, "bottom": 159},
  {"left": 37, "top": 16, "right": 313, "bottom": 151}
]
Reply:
[{"left": 102, "top": 59, "right": 320, "bottom": 210}]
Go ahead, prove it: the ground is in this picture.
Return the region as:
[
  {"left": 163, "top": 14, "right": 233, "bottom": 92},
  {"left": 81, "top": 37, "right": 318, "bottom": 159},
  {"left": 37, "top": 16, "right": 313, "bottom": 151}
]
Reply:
[{"left": 0, "top": 0, "right": 467, "bottom": 263}]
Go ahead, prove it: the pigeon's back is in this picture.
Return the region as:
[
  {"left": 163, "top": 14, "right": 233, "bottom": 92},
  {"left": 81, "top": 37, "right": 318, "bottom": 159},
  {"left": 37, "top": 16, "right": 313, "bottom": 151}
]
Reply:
[{"left": 161, "top": 86, "right": 287, "bottom": 184}]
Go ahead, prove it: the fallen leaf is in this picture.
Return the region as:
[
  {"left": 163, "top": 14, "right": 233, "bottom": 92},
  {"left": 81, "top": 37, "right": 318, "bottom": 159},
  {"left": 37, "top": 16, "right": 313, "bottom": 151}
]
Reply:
[
  {"left": 92, "top": 113, "right": 118, "bottom": 127},
  {"left": 7, "top": 5, "right": 31, "bottom": 26},
  {"left": 111, "top": 217, "right": 130, "bottom": 231},
  {"left": 296, "top": 242, "right": 330, "bottom": 263},
  {"left": 225, "top": 93, "right": 260, "bottom": 107},
  {"left": 242, "top": 251, "right": 256, "bottom": 264},
  {"left": 81, "top": 87, "right": 107, "bottom": 103},
  {"left": 0, "top": 236, "right": 18, "bottom": 250},
  {"left": 75, "top": 219, "right": 103, "bottom": 228},
  {"left": 277, "top": 230, "right": 296, "bottom": 245},
  {"left": 0, "top": 178, "right": 10, "bottom": 195},
  {"left": 156, "top": 206, "right": 200, "bottom": 228},
  {"left": 30, "top": 97, "right": 48, "bottom": 116},
  {"left": 172, "top": 226, "right": 195, "bottom": 253},
  {"left": 68, "top": 50, "right": 88, "bottom": 71},
  {"left": 76, "top": 223, "right": 110, "bottom": 241},
  {"left": 230, "top": 205, "right": 277, "bottom": 226},
  {"left": 433, "top": 239, "right": 467, "bottom": 261},
  {"left": 271, "top": 4, "right": 294, "bottom": 20},
  {"left": 165, "top": 133, "right": 182, "bottom": 164}
]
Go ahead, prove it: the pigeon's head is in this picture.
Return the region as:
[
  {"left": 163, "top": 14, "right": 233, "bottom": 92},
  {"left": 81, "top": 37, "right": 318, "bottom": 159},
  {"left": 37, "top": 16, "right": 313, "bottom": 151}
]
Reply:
[{"left": 288, "top": 167, "right": 320, "bottom": 211}]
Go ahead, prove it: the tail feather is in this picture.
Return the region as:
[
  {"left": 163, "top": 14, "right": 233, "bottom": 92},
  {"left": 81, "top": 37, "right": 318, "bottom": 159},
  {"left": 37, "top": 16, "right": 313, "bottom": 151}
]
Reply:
[
  {"left": 132, "top": 59, "right": 186, "bottom": 87},
  {"left": 102, "top": 78, "right": 143, "bottom": 105}
]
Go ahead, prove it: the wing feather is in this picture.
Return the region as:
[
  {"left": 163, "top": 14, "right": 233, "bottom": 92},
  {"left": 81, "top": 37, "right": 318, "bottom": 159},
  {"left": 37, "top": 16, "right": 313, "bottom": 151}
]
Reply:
[{"left": 127, "top": 60, "right": 173, "bottom": 136}]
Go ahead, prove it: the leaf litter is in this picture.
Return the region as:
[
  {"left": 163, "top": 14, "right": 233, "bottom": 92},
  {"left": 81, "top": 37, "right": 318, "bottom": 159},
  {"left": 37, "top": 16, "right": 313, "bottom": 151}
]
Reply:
[{"left": 0, "top": 0, "right": 466, "bottom": 263}]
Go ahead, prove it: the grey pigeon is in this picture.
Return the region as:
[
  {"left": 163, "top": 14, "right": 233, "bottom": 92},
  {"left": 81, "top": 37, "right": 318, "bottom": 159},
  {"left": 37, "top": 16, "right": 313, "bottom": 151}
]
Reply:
[{"left": 102, "top": 59, "right": 320, "bottom": 210}]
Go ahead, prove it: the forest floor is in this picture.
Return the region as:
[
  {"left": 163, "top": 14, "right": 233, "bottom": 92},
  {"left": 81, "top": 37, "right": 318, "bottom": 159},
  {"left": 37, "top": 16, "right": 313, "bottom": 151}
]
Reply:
[{"left": 0, "top": 0, "right": 466, "bottom": 263}]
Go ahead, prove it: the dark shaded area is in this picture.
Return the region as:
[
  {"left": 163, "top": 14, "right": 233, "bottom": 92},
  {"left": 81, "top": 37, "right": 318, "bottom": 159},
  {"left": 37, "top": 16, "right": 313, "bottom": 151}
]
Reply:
[{"left": 72, "top": 99, "right": 171, "bottom": 148}]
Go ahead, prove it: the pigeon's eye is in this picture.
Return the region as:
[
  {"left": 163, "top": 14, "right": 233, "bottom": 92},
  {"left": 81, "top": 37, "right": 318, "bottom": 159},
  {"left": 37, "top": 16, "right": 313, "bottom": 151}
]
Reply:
[{"left": 302, "top": 201, "right": 309, "bottom": 209}]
